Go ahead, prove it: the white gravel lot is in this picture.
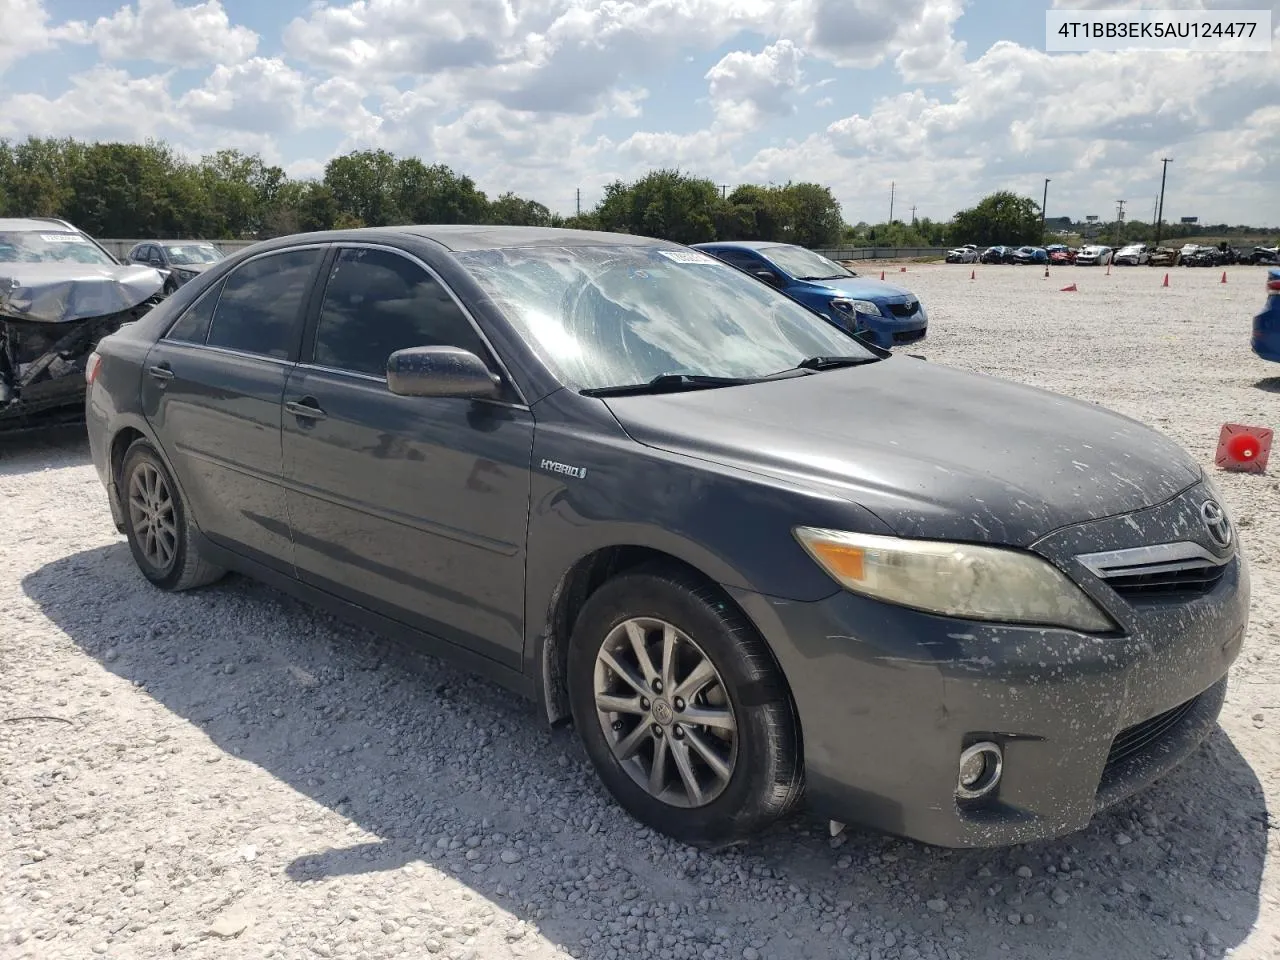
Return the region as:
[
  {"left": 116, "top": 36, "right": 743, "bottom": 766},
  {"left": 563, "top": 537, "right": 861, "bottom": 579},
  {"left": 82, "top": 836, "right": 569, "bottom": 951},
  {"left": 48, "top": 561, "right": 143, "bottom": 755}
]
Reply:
[{"left": 2, "top": 261, "right": 1278, "bottom": 960}]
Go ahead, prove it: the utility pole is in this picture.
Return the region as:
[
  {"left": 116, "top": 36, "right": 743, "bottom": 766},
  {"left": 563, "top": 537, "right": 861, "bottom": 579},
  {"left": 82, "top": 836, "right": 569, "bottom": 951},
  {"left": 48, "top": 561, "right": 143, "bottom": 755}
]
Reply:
[
  {"left": 910, "top": 204, "right": 917, "bottom": 225},
  {"left": 576, "top": 188, "right": 581, "bottom": 217},
  {"left": 720, "top": 184, "right": 729, "bottom": 200},
  {"left": 1040, "top": 178, "right": 1050, "bottom": 242},
  {"left": 888, "top": 181, "right": 895, "bottom": 224},
  {"left": 1154, "top": 157, "right": 1172, "bottom": 246},
  {"left": 1115, "top": 199, "right": 1126, "bottom": 246}
]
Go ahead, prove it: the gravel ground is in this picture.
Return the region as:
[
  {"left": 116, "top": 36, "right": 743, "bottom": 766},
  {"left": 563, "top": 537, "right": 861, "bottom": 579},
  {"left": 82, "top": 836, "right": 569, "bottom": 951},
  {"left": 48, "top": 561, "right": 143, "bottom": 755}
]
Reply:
[{"left": 2, "top": 262, "right": 1278, "bottom": 960}]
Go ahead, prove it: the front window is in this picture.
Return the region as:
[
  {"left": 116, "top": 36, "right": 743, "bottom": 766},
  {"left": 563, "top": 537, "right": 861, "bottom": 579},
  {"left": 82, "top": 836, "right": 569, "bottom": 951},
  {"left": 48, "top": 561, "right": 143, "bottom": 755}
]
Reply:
[
  {"left": 165, "top": 243, "right": 223, "bottom": 265},
  {"left": 0, "top": 230, "right": 116, "bottom": 266},
  {"left": 757, "top": 245, "right": 854, "bottom": 281},
  {"left": 454, "top": 244, "right": 874, "bottom": 392}
]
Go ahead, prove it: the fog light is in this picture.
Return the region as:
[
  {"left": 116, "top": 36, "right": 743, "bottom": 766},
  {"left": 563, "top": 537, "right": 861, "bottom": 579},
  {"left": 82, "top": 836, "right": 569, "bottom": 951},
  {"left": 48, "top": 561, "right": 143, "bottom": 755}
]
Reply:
[{"left": 957, "top": 741, "right": 1003, "bottom": 800}]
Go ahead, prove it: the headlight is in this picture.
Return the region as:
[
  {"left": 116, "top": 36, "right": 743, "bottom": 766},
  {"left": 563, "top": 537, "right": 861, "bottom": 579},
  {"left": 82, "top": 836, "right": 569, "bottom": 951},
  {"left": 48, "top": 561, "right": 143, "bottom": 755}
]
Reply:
[
  {"left": 793, "top": 527, "right": 1116, "bottom": 632},
  {"left": 177, "top": 269, "right": 198, "bottom": 281},
  {"left": 830, "top": 298, "right": 881, "bottom": 317}
]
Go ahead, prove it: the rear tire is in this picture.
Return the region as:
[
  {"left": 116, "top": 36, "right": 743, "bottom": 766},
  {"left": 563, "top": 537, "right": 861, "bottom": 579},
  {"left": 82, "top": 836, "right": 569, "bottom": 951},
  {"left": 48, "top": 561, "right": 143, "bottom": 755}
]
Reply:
[
  {"left": 120, "top": 439, "right": 225, "bottom": 591},
  {"left": 567, "top": 565, "right": 802, "bottom": 845}
]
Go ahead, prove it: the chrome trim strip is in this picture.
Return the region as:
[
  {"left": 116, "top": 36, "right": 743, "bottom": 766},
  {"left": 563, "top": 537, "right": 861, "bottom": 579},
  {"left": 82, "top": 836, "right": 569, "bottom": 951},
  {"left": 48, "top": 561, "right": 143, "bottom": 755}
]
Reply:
[{"left": 1076, "top": 541, "right": 1232, "bottom": 579}]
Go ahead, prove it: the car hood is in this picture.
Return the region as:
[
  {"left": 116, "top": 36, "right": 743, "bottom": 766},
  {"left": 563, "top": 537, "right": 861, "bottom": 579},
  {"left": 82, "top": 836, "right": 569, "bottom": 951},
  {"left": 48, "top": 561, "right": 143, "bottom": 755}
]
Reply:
[
  {"left": 603, "top": 357, "right": 1202, "bottom": 547},
  {"left": 802, "top": 278, "right": 915, "bottom": 302},
  {"left": 0, "top": 262, "right": 165, "bottom": 323}
]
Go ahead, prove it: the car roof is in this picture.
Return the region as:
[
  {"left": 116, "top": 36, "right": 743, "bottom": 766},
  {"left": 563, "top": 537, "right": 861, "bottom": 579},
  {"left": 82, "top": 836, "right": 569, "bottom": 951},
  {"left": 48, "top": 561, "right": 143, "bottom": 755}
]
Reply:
[
  {"left": 0, "top": 217, "right": 84, "bottom": 233},
  {"left": 691, "top": 240, "right": 787, "bottom": 252}
]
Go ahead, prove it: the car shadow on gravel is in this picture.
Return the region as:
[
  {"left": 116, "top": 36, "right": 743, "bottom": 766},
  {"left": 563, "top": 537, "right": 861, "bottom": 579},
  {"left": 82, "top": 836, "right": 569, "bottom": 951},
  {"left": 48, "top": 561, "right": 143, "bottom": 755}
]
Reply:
[
  {"left": 23, "top": 545, "right": 1273, "bottom": 960},
  {"left": 1252, "top": 376, "right": 1280, "bottom": 393}
]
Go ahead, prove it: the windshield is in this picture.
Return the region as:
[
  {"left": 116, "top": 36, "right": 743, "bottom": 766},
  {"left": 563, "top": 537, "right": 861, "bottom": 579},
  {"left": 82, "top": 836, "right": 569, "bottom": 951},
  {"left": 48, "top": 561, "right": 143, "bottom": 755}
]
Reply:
[
  {"left": 165, "top": 243, "right": 223, "bottom": 265},
  {"left": 454, "top": 244, "right": 875, "bottom": 391},
  {"left": 0, "top": 230, "right": 116, "bottom": 266},
  {"left": 758, "top": 245, "right": 854, "bottom": 280}
]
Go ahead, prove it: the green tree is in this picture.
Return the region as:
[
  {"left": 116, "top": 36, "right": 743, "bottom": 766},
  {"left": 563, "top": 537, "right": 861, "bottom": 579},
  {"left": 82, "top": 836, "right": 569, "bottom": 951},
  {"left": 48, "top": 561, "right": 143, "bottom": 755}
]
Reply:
[
  {"left": 595, "top": 169, "right": 721, "bottom": 243},
  {"left": 949, "top": 191, "right": 1042, "bottom": 246},
  {"left": 323, "top": 149, "right": 401, "bottom": 227},
  {"left": 488, "top": 190, "right": 552, "bottom": 226}
]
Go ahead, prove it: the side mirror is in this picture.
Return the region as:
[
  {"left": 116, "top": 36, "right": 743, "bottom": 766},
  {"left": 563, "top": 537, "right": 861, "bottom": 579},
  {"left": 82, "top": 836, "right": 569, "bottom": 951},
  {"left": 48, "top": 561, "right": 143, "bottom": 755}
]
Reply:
[
  {"left": 754, "top": 269, "right": 785, "bottom": 288},
  {"left": 386, "top": 345, "right": 502, "bottom": 400}
]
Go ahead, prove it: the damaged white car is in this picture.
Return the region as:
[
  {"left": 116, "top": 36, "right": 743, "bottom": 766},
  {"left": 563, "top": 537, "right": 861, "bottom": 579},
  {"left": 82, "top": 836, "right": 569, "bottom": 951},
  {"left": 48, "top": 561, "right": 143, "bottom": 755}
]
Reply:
[{"left": 1, "top": 218, "right": 167, "bottom": 432}]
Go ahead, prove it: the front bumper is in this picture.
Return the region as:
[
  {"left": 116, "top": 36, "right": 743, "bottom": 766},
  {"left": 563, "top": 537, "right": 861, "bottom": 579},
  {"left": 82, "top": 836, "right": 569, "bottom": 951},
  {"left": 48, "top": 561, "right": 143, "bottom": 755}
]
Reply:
[{"left": 728, "top": 512, "right": 1249, "bottom": 847}]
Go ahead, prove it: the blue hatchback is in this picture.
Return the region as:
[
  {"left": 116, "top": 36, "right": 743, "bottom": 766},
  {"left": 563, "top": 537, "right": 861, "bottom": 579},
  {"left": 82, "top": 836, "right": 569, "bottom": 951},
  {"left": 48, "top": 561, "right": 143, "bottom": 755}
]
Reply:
[
  {"left": 1254, "top": 268, "right": 1280, "bottom": 363},
  {"left": 692, "top": 241, "right": 927, "bottom": 348}
]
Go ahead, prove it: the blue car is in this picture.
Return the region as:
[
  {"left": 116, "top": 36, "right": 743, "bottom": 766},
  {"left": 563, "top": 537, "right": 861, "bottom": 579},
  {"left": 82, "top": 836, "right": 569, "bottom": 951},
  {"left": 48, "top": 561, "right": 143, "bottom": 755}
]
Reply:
[
  {"left": 1254, "top": 268, "right": 1280, "bottom": 362},
  {"left": 692, "top": 241, "right": 927, "bottom": 348}
]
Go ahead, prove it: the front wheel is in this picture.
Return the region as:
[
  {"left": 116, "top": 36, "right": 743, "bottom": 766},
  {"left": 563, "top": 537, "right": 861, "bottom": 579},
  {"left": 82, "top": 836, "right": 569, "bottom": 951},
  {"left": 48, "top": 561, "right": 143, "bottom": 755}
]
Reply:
[
  {"left": 120, "top": 439, "right": 225, "bottom": 591},
  {"left": 567, "top": 567, "right": 803, "bottom": 845}
]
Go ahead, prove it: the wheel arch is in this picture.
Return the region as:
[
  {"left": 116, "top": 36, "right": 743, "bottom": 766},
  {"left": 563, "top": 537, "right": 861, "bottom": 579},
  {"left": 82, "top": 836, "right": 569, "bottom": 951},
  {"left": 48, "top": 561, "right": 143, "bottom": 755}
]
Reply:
[{"left": 533, "top": 544, "right": 801, "bottom": 753}]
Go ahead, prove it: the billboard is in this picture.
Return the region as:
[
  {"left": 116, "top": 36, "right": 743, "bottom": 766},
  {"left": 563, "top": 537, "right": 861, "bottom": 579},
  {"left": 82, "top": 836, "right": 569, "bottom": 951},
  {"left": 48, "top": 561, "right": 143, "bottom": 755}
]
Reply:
[{"left": 1180, "top": 216, "right": 1198, "bottom": 223}]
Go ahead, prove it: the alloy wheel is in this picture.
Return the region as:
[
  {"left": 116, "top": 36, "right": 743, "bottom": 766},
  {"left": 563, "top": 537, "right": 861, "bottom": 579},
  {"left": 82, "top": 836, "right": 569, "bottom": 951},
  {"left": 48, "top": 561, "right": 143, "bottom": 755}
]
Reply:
[
  {"left": 592, "top": 617, "right": 738, "bottom": 808},
  {"left": 127, "top": 460, "right": 178, "bottom": 574}
]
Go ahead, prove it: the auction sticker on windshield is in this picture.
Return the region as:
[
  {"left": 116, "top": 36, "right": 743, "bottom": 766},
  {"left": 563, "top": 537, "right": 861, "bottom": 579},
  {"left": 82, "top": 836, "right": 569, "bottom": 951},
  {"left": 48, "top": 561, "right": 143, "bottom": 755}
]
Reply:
[
  {"left": 40, "top": 233, "right": 88, "bottom": 242},
  {"left": 657, "top": 250, "right": 718, "bottom": 264}
]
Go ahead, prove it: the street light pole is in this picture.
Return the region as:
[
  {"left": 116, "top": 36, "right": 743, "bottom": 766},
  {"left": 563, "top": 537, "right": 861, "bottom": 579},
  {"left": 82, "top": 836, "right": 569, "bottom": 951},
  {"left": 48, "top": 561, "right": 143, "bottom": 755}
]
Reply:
[
  {"left": 1041, "top": 178, "right": 1050, "bottom": 242},
  {"left": 1154, "top": 157, "right": 1172, "bottom": 247}
]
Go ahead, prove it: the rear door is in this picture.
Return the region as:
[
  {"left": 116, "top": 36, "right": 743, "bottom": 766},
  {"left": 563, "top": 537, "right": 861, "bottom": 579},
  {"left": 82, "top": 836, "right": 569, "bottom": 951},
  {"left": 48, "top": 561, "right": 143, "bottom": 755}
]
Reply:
[
  {"left": 279, "top": 244, "right": 534, "bottom": 667},
  {"left": 140, "top": 245, "right": 329, "bottom": 571}
]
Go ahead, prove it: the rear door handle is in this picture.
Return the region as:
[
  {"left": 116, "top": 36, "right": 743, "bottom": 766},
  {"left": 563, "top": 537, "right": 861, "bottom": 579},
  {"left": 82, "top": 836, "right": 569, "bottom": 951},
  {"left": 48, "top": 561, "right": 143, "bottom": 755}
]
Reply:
[
  {"left": 286, "top": 397, "right": 327, "bottom": 420},
  {"left": 147, "top": 364, "right": 175, "bottom": 382}
]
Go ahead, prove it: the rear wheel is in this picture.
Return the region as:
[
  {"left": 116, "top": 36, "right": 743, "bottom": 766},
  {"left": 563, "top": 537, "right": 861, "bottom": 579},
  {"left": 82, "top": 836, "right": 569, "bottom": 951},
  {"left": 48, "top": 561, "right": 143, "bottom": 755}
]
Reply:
[
  {"left": 567, "top": 565, "right": 802, "bottom": 844},
  {"left": 120, "top": 439, "right": 225, "bottom": 591}
]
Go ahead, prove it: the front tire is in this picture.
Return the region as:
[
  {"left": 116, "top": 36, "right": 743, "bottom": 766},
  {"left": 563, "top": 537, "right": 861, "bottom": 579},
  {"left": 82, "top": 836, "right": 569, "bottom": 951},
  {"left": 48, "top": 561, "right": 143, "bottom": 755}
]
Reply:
[
  {"left": 120, "top": 439, "right": 225, "bottom": 591},
  {"left": 567, "top": 565, "right": 802, "bottom": 845}
]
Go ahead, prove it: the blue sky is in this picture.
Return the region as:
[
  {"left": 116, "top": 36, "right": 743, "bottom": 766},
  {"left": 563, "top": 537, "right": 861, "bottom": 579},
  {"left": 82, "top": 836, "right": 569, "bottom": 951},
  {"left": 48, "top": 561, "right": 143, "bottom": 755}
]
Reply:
[{"left": 2, "top": 0, "right": 1277, "bottom": 224}]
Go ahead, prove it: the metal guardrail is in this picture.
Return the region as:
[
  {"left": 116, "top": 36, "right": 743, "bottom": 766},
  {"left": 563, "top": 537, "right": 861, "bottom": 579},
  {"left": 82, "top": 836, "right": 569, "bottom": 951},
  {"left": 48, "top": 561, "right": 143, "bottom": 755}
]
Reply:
[
  {"left": 97, "top": 238, "right": 258, "bottom": 259},
  {"left": 813, "top": 247, "right": 951, "bottom": 260}
]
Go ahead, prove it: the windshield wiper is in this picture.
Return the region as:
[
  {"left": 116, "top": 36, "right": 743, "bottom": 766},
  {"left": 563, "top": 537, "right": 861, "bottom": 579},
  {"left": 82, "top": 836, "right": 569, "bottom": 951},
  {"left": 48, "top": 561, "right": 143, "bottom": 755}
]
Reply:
[
  {"left": 791, "top": 355, "right": 883, "bottom": 372},
  {"left": 580, "top": 373, "right": 759, "bottom": 398},
  {"left": 796, "top": 273, "right": 852, "bottom": 280}
]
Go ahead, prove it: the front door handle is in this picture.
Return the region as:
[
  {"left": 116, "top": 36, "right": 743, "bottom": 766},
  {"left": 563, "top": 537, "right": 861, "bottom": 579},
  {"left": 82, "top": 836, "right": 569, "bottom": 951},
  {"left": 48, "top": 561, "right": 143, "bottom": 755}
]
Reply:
[
  {"left": 286, "top": 397, "right": 327, "bottom": 420},
  {"left": 147, "top": 363, "right": 175, "bottom": 382}
]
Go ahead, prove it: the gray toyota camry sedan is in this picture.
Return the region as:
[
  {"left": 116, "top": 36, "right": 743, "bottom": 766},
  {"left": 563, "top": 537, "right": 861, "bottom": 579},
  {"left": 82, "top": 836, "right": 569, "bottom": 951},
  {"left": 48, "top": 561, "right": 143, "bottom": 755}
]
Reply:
[{"left": 85, "top": 226, "right": 1250, "bottom": 848}]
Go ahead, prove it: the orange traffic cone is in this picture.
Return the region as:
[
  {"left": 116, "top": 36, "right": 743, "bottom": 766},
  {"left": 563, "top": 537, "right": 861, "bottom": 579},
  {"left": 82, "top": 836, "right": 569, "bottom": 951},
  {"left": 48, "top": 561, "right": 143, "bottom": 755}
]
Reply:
[
  {"left": 899, "top": 266, "right": 906, "bottom": 272},
  {"left": 970, "top": 269, "right": 975, "bottom": 280},
  {"left": 1060, "top": 283, "right": 1077, "bottom": 292},
  {"left": 880, "top": 270, "right": 885, "bottom": 280},
  {"left": 1043, "top": 265, "right": 1050, "bottom": 278},
  {"left": 1162, "top": 272, "right": 1170, "bottom": 287},
  {"left": 1221, "top": 271, "right": 1227, "bottom": 284}
]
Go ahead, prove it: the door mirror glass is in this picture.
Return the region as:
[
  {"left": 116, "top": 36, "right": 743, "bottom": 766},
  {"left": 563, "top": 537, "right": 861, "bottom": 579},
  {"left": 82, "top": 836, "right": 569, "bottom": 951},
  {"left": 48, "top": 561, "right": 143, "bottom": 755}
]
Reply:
[{"left": 386, "top": 346, "right": 502, "bottom": 399}]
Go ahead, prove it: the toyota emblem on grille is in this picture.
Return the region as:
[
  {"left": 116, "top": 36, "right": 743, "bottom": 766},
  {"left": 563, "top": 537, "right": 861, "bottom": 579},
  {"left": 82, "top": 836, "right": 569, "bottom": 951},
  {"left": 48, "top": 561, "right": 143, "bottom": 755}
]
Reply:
[{"left": 1201, "top": 500, "right": 1232, "bottom": 548}]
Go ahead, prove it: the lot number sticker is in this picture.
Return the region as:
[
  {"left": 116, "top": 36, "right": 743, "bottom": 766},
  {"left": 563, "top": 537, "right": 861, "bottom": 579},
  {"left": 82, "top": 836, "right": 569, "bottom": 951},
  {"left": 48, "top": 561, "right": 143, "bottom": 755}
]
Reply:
[
  {"left": 41, "top": 233, "right": 88, "bottom": 243},
  {"left": 658, "top": 250, "right": 718, "bottom": 264}
]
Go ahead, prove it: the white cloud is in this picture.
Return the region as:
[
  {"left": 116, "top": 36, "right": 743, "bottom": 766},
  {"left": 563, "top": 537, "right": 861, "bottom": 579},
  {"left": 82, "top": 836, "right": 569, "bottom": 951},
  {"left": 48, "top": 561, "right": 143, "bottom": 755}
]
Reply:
[
  {"left": 178, "top": 58, "right": 310, "bottom": 134},
  {"left": 71, "top": 0, "right": 259, "bottom": 66},
  {"left": 0, "top": 0, "right": 76, "bottom": 72},
  {"left": 0, "top": 66, "right": 183, "bottom": 142},
  {"left": 705, "top": 40, "right": 803, "bottom": 129}
]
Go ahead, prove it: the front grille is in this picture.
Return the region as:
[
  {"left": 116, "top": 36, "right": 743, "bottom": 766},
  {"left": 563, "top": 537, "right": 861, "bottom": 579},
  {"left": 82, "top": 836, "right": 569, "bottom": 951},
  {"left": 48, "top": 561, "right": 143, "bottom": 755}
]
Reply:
[
  {"left": 886, "top": 301, "right": 918, "bottom": 318},
  {"left": 1105, "top": 695, "right": 1199, "bottom": 770},
  {"left": 893, "top": 328, "right": 926, "bottom": 344},
  {"left": 1105, "top": 563, "right": 1227, "bottom": 599},
  {"left": 1077, "top": 542, "right": 1231, "bottom": 602}
]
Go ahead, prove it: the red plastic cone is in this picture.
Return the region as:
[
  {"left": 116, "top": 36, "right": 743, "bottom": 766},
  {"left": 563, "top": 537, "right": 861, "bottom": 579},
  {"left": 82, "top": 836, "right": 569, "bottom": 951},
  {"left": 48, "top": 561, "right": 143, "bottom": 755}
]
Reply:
[
  {"left": 1162, "top": 272, "right": 1170, "bottom": 287},
  {"left": 899, "top": 266, "right": 906, "bottom": 272},
  {"left": 1221, "top": 271, "right": 1227, "bottom": 284},
  {"left": 880, "top": 270, "right": 885, "bottom": 280},
  {"left": 1060, "top": 283, "right": 1077, "bottom": 292},
  {"left": 1043, "top": 265, "right": 1050, "bottom": 278},
  {"left": 1215, "top": 423, "right": 1272, "bottom": 473},
  {"left": 970, "top": 269, "right": 975, "bottom": 280}
]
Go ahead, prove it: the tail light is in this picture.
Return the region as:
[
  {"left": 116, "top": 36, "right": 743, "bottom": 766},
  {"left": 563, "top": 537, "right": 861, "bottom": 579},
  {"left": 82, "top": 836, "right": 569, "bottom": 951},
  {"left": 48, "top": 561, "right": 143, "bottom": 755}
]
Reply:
[
  {"left": 1267, "top": 278, "right": 1280, "bottom": 292},
  {"left": 85, "top": 351, "right": 103, "bottom": 385}
]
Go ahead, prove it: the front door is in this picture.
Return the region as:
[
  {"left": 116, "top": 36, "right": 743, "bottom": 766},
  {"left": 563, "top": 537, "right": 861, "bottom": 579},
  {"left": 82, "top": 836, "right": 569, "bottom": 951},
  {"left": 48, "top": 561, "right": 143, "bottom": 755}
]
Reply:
[
  {"left": 141, "top": 246, "right": 327, "bottom": 571},
  {"left": 280, "top": 245, "right": 534, "bottom": 668}
]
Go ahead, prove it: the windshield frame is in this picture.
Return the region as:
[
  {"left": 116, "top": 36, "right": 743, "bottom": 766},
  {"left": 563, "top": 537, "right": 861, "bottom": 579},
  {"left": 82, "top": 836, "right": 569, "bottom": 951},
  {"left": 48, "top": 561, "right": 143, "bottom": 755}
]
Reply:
[
  {"left": 452, "top": 243, "right": 879, "bottom": 394},
  {"left": 0, "top": 229, "right": 119, "bottom": 266},
  {"left": 757, "top": 244, "right": 856, "bottom": 281}
]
